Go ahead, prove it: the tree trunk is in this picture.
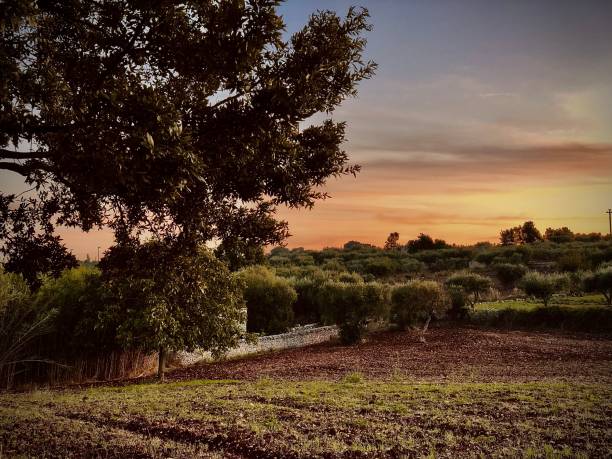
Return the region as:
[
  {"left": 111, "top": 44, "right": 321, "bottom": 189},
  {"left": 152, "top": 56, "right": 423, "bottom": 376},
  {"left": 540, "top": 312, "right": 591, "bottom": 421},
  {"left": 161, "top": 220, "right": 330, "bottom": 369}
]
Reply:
[
  {"left": 419, "top": 315, "right": 431, "bottom": 343},
  {"left": 158, "top": 347, "right": 166, "bottom": 381}
]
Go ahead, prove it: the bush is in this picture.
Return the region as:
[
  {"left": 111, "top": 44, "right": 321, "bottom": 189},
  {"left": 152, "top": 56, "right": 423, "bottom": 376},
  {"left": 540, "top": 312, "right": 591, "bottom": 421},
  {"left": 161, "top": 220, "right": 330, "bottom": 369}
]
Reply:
[
  {"left": 238, "top": 266, "right": 297, "bottom": 334},
  {"left": 470, "top": 306, "right": 612, "bottom": 333},
  {"left": 399, "top": 258, "right": 424, "bottom": 275},
  {"left": 493, "top": 263, "right": 527, "bottom": 289},
  {"left": 0, "top": 269, "right": 48, "bottom": 387},
  {"left": 583, "top": 267, "right": 612, "bottom": 306},
  {"left": 556, "top": 251, "right": 588, "bottom": 272},
  {"left": 363, "top": 257, "right": 397, "bottom": 276},
  {"left": 291, "top": 269, "right": 334, "bottom": 324},
  {"left": 318, "top": 281, "right": 389, "bottom": 344},
  {"left": 34, "top": 265, "right": 111, "bottom": 356},
  {"left": 445, "top": 271, "right": 492, "bottom": 308},
  {"left": 446, "top": 284, "right": 469, "bottom": 319},
  {"left": 519, "top": 272, "right": 568, "bottom": 307},
  {"left": 390, "top": 281, "right": 445, "bottom": 339}
]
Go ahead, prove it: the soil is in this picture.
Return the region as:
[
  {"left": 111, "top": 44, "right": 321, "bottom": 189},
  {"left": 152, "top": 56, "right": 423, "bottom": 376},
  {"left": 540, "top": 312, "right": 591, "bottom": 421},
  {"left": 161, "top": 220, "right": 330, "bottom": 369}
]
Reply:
[{"left": 167, "top": 325, "right": 612, "bottom": 383}]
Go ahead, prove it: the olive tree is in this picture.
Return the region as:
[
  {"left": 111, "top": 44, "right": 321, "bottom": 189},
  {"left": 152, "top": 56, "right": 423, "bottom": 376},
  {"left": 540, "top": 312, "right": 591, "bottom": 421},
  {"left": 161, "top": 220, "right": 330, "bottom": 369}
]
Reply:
[
  {"left": 391, "top": 280, "right": 445, "bottom": 342},
  {"left": 318, "top": 281, "right": 389, "bottom": 344},
  {"left": 583, "top": 267, "right": 612, "bottom": 306},
  {"left": 519, "top": 272, "right": 568, "bottom": 307},
  {"left": 444, "top": 272, "right": 492, "bottom": 308},
  {"left": 493, "top": 263, "right": 527, "bottom": 289}
]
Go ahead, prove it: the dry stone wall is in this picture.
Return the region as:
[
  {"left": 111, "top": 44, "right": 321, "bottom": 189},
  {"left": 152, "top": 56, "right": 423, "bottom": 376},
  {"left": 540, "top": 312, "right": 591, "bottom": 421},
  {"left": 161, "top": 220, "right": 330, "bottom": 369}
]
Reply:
[{"left": 178, "top": 324, "right": 338, "bottom": 366}]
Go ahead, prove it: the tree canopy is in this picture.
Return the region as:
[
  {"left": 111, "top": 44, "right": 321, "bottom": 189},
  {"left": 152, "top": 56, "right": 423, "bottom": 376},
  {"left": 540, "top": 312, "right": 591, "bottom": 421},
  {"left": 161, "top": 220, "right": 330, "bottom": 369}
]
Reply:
[{"left": 1, "top": 0, "right": 376, "bottom": 258}]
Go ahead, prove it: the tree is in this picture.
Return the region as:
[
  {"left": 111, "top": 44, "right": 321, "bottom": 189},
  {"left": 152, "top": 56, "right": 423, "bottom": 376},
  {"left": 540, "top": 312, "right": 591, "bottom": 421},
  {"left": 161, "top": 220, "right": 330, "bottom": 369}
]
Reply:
[
  {"left": 583, "top": 267, "right": 612, "bottom": 306},
  {"left": 499, "top": 221, "right": 542, "bottom": 245},
  {"left": 544, "top": 227, "right": 575, "bottom": 243},
  {"left": 520, "top": 221, "right": 542, "bottom": 244},
  {"left": 384, "top": 232, "right": 400, "bottom": 250},
  {"left": 493, "top": 263, "right": 527, "bottom": 289},
  {"left": 1, "top": 1, "right": 376, "bottom": 260},
  {"left": 238, "top": 265, "right": 297, "bottom": 335},
  {"left": 519, "top": 272, "right": 568, "bottom": 307},
  {"left": 390, "top": 280, "right": 445, "bottom": 342},
  {"left": 0, "top": 196, "right": 77, "bottom": 290},
  {"left": 98, "top": 240, "right": 245, "bottom": 380},
  {"left": 406, "top": 233, "right": 449, "bottom": 252},
  {"left": 499, "top": 226, "right": 521, "bottom": 246},
  {"left": 444, "top": 271, "right": 492, "bottom": 308},
  {"left": 318, "top": 281, "right": 389, "bottom": 344}
]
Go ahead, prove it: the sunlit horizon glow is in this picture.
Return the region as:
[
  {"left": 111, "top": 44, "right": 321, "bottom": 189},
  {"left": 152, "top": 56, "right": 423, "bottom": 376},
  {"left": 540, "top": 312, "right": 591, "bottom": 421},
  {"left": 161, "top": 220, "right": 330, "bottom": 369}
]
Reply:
[{"left": 5, "top": 0, "right": 612, "bottom": 258}]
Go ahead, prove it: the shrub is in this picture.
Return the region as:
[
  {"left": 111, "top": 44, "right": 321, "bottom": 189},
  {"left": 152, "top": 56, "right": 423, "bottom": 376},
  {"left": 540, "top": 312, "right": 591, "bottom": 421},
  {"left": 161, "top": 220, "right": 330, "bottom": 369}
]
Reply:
[
  {"left": 493, "top": 263, "right": 527, "bottom": 289},
  {"left": 391, "top": 281, "right": 445, "bottom": 340},
  {"left": 363, "top": 257, "right": 397, "bottom": 276},
  {"left": 583, "top": 267, "right": 612, "bottom": 306},
  {"left": 320, "top": 259, "right": 345, "bottom": 272},
  {"left": 519, "top": 272, "right": 568, "bottom": 307},
  {"left": 470, "top": 306, "right": 612, "bottom": 333},
  {"left": 0, "top": 269, "right": 49, "bottom": 387},
  {"left": 446, "top": 284, "right": 469, "bottom": 319},
  {"left": 291, "top": 269, "right": 334, "bottom": 324},
  {"left": 33, "top": 265, "right": 111, "bottom": 356},
  {"left": 238, "top": 265, "right": 297, "bottom": 335},
  {"left": 556, "top": 251, "right": 588, "bottom": 272},
  {"left": 399, "top": 258, "right": 424, "bottom": 275},
  {"left": 318, "top": 281, "right": 389, "bottom": 344},
  {"left": 445, "top": 272, "right": 492, "bottom": 308}
]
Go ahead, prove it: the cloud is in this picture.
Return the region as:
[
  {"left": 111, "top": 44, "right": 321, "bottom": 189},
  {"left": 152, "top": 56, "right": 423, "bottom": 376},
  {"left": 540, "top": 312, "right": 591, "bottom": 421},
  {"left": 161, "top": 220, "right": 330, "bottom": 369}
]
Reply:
[{"left": 359, "top": 142, "right": 612, "bottom": 181}]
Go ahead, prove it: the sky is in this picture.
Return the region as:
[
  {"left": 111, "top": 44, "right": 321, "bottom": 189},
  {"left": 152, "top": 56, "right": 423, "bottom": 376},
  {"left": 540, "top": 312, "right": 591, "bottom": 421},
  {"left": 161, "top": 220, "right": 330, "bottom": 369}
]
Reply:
[
  {"left": 274, "top": 0, "right": 612, "bottom": 249},
  {"left": 2, "top": 0, "right": 612, "bottom": 258}
]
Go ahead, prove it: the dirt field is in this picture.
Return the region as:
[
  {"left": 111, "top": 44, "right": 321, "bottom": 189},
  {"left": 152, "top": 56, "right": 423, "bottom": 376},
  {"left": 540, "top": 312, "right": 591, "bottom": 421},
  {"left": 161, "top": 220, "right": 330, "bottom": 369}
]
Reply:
[
  {"left": 1, "top": 326, "right": 611, "bottom": 458},
  {"left": 169, "top": 326, "right": 612, "bottom": 383}
]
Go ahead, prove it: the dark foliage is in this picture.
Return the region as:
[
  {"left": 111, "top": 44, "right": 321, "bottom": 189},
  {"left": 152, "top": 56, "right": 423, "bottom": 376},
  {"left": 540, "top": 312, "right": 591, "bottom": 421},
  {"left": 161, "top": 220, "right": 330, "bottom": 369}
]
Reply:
[
  {"left": 1, "top": 1, "right": 376, "bottom": 261},
  {"left": 0, "top": 196, "right": 77, "bottom": 290},
  {"left": 239, "top": 266, "right": 296, "bottom": 335},
  {"left": 405, "top": 233, "right": 449, "bottom": 252}
]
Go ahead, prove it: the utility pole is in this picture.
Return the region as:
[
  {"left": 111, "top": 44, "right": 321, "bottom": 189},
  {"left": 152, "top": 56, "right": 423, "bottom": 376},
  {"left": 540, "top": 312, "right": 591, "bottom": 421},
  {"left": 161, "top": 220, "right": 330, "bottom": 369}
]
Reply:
[
  {"left": 97, "top": 246, "right": 100, "bottom": 262},
  {"left": 607, "top": 209, "right": 612, "bottom": 236}
]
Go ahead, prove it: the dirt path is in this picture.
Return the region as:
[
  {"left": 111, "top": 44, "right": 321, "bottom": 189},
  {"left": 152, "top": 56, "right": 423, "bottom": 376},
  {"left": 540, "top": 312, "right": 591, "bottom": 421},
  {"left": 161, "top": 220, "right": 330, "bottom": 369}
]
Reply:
[{"left": 168, "top": 326, "right": 612, "bottom": 383}]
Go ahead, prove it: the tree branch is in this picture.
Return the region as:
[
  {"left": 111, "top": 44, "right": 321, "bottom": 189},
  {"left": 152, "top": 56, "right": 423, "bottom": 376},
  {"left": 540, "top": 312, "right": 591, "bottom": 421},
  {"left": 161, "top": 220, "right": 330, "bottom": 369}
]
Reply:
[
  {"left": 0, "top": 149, "right": 49, "bottom": 160},
  {"left": 211, "top": 91, "right": 244, "bottom": 108},
  {"left": 0, "top": 162, "right": 32, "bottom": 176}
]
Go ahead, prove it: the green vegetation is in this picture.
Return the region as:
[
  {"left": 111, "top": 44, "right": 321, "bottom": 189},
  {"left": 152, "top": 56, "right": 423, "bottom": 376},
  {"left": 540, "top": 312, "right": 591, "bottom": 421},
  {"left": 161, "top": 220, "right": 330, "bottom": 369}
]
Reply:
[
  {"left": 583, "top": 266, "right": 612, "bottom": 305},
  {"left": 0, "top": 379, "right": 609, "bottom": 458},
  {"left": 238, "top": 265, "right": 297, "bottom": 335},
  {"left": 390, "top": 281, "right": 445, "bottom": 340},
  {"left": 520, "top": 272, "right": 569, "bottom": 307},
  {"left": 473, "top": 296, "right": 612, "bottom": 332},
  {"left": 318, "top": 281, "right": 389, "bottom": 344}
]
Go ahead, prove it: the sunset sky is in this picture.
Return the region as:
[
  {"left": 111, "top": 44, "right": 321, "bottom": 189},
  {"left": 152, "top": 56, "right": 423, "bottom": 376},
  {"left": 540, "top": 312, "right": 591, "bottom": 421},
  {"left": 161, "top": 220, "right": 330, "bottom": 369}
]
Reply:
[
  {"left": 276, "top": 0, "right": 612, "bottom": 249},
  {"left": 3, "top": 0, "right": 612, "bottom": 259}
]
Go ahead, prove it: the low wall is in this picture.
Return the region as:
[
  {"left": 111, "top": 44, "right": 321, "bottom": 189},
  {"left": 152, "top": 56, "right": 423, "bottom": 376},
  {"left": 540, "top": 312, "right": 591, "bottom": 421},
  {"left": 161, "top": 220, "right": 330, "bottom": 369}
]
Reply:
[{"left": 178, "top": 324, "right": 339, "bottom": 366}]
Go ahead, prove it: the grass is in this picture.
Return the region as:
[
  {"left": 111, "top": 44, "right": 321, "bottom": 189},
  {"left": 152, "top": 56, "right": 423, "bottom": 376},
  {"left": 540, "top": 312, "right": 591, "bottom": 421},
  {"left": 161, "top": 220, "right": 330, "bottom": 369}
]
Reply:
[
  {"left": 1, "top": 378, "right": 610, "bottom": 458},
  {"left": 475, "top": 294, "right": 608, "bottom": 312},
  {"left": 470, "top": 294, "right": 612, "bottom": 333}
]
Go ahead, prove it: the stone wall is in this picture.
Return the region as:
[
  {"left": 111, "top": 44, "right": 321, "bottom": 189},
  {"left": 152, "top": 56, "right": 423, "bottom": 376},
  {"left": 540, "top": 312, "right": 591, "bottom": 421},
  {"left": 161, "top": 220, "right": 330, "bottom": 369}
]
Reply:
[{"left": 177, "top": 324, "right": 339, "bottom": 366}]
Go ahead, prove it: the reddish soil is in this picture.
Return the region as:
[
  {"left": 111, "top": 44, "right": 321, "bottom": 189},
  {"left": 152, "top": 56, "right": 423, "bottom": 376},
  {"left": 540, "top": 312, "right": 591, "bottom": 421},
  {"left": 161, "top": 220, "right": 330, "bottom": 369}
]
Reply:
[{"left": 168, "top": 326, "right": 612, "bottom": 383}]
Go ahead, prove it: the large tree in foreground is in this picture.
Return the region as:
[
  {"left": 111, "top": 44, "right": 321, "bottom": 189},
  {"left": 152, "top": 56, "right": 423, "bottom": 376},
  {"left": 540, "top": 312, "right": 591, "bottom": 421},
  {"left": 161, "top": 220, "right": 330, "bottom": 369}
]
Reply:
[{"left": 1, "top": 1, "right": 376, "bottom": 255}]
